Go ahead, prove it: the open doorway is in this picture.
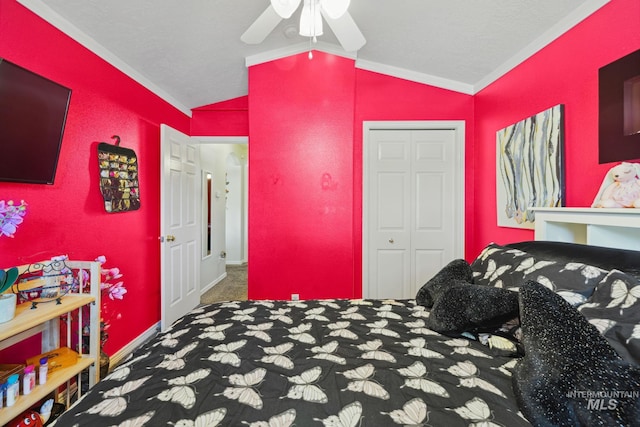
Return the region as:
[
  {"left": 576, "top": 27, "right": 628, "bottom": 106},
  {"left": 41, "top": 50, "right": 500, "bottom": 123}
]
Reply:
[
  {"left": 197, "top": 138, "right": 248, "bottom": 303},
  {"left": 200, "top": 264, "right": 247, "bottom": 303}
]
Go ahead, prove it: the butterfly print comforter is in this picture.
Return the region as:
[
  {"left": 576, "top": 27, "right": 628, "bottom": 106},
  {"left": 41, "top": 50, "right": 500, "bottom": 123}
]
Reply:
[{"left": 53, "top": 299, "right": 530, "bottom": 426}]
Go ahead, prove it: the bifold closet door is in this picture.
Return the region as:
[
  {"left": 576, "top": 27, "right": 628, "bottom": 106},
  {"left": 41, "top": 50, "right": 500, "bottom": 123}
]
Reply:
[{"left": 367, "top": 129, "right": 457, "bottom": 299}]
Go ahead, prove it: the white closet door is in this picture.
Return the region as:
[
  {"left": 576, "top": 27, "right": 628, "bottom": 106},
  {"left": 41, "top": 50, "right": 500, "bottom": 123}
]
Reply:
[{"left": 366, "top": 128, "right": 459, "bottom": 299}]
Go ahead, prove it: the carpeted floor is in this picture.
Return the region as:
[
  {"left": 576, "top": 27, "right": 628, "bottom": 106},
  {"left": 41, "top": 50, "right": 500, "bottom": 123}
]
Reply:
[{"left": 200, "top": 264, "right": 247, "bottom": 304}]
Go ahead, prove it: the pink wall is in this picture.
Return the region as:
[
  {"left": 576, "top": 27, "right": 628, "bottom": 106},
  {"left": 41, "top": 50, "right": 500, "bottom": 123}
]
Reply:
[
  {"left": 471, "top": 0, "right": 640, "bottom": 258},
  {"left": 245, "top": 52, "right": 474, "bottom": 299},
  {"left": 0, "top": 1, "right": 190, "bottom": 357},
  {"left": 248, "top": 52, "right": 357, "bottom": 300},
  {"left": 191, "top": 96, "right": 249, "bottom": 136}
]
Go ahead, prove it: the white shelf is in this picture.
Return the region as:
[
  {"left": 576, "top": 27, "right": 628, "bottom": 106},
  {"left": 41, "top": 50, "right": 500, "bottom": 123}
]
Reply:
[{"left": 532, "top": 208, "right": 640, "bottom": 250}]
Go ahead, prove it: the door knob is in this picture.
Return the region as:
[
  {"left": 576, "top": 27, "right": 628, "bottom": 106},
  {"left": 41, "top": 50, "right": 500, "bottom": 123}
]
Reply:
[
  {"left": 389, "top": 238, "right": 394, "bottom": 243},
  {"left": 166, "top": 235, "right": 176, "bottom": 242}
]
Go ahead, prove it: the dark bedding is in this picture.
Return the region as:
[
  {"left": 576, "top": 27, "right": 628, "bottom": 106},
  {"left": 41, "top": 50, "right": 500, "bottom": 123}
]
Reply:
[
  {"left": 56, "top": 299, "right": 529, "bottom": 426},
  {"left": 51, "top": 240, "right": 640, "bottom": 426}
]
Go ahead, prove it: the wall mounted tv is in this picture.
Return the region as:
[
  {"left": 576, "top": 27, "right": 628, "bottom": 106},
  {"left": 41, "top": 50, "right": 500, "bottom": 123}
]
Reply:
[{"left": 0, "top": 58, "right": 71, "bottom": 184}]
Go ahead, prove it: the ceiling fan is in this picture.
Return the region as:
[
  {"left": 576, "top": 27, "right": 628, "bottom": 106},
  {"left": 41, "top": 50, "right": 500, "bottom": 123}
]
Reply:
[{"left": 241, "top": 0, "right": 366, "bottom": 52}]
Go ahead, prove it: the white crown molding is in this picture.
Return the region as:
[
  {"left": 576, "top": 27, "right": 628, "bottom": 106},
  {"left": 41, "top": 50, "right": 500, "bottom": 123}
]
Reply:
[
  {"left": 474, "top": 0, "right": 611, "bottom": 92},
  {"left": 17, "top": 0, "right": 193, "bottom": 117},
  {"left": 355, "top": 59, "right": 475, "bottom": 95},
  {"left": 246, "top": 43, "right": 475, "bottom": 95},
  {"left": 195, "top": 136, "right": 249, "bottom": 144},
  {"left": 245, "top": 41, "right": 357, "bottom": 67},
  {"left": 356, "top": 0, "right": 610, "bottom": 96}
]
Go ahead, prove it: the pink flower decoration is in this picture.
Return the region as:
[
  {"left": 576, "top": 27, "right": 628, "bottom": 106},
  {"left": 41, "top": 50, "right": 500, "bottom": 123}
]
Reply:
[
  {"left": 107, "top": 281, "right": 127, "bottom": 300},
  {"left": 86, "top": 255, "right": 128, "bottom": 344},
  {"left": 0, "top": 200, "right": 28, "bottom": 238},
  {"left": 103, "top": 267, "right": 122, "bottom": 281}
]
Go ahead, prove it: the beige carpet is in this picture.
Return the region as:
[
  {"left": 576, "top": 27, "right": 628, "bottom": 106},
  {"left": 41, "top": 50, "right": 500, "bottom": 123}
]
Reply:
[{"left": 200, "top": 264, "right": 247, "bottom": 304}]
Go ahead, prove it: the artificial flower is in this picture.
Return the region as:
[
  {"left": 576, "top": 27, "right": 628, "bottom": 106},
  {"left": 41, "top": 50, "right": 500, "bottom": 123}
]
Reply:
[
  {"left": 106, "top": 281, "right": 127, "bottom": 300},
  {"left": 0, "top": 199, "right": 27, "bottom": 238}
]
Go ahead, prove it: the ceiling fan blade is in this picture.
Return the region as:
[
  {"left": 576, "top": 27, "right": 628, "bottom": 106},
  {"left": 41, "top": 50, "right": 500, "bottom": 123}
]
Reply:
[
  {"left": 321, "top": 9, "right": 366, "bottom": 52},
  {"left": 320, "top": 0, "right": 350, "bottom": 19},
  {"left": 271, "top": 0, "right": 302, "bottom": 19},
  {"left": 241, "top": 5, "right": 283, "bottom": 44}
]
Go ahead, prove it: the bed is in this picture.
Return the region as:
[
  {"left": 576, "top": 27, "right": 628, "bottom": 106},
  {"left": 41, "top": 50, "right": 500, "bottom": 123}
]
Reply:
[{"left": 51, "top": 240, "right": 640, "bottom": 426}]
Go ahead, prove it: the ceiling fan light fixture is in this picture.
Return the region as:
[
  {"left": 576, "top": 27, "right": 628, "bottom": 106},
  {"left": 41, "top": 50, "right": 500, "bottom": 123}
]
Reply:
[
  {"left": 244, "top": 0, "right": 363, "bottom": 52},
  {"left": 299, "top": 0, "right": 323, "bottom": 37},
  {"left": 270, "top": 0, "right": 301, "bottom": 19},
  {"left": 320, "top": 0, "right": 350, "bottom": 19}
]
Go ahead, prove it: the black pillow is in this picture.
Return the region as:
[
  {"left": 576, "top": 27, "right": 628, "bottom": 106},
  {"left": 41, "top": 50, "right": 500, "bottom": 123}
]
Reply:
[
  {"left": 513, "top": 281, "right": 640, "bottom": 426},
  {"left": 415, "top": 258, "right": 472, "bottom": 308},
  {"left": 424, "top": 280, "right": 519, "bottom": 334},
  {"left": 470, "top": 242, "right": 607, "bottom": 305}
]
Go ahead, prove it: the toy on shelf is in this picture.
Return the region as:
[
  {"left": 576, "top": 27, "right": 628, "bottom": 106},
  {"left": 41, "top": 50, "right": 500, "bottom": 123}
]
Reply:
[
  {"left": 592, "top": 162, "right": 640, "bottom": 208},
  {"left": 12, "top": 259, "right": 75, "bottom": 309},
  {"left": 5, "top": 398, "right": 53, "bottom": 427}
]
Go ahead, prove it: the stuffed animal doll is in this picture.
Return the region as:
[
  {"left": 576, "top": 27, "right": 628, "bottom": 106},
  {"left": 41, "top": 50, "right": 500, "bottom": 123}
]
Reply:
[
  {"left": 592, "top": 162, "right": 640, "bottom": 208},
  {"left": 5, "top": 399, "right": 53, "bottom": 427}
]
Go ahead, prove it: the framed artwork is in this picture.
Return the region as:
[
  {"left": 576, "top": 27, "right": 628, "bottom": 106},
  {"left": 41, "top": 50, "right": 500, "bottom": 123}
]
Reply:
[{"left": 496, "top": 104, "right": 565, "bottom": 229}]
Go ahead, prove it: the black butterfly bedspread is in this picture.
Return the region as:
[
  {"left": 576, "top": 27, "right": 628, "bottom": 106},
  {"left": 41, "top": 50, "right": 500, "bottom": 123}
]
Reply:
[{"left": 54, "top": 299, "right": 530, "bottom": 426}]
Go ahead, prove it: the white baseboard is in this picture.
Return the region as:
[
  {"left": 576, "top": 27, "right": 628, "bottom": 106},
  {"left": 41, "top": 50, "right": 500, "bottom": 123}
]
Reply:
[
  {"left": 200, "top": 272, "right": 227, "bottom": 295},
  {"left": 109, "top": 321, "right": 161, "bottom": 369}
]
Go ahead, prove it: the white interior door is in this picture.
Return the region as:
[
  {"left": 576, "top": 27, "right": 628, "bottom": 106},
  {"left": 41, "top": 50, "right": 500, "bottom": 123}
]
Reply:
[
  {"left": 364, "top": 122, "right": 464, "bottom": 299},
  {"left": 160, "top": 124, "right": 201, "bottom": 330}
]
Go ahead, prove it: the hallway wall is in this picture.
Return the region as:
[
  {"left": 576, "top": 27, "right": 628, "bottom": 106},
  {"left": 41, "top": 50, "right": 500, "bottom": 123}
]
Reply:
[{"left": 199, "top": 142, "right": 248, "bottom": 294}]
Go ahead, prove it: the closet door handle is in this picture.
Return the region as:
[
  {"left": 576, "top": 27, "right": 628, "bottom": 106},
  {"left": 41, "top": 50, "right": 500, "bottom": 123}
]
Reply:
[
  {"left": 166, "top": 235, "right": 176, "bottom": 242},
  {"left": 389, "top": 238, "right": 394, "bottom": 244}
]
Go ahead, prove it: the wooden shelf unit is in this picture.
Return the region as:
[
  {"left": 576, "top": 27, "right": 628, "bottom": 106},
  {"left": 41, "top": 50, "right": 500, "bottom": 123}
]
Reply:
[
  {"left": 0, "top": 295, "right": 95, "bottom": 344},
  {"left": 0, "top": 356, "right": 94, "bottom": 422},
  {"left": 0, "top": 260, "right": 101, "bottom": 425}
]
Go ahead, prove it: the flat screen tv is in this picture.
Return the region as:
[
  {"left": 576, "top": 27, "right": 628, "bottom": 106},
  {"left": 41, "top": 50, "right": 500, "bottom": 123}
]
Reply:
[{"left": 0, "top": 58, "right": 71, "bottom": 184}]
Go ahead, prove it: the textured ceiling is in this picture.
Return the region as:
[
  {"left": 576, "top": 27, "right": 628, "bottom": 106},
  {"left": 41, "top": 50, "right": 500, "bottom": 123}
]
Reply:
[{"left": 18, "top": 0, "right": 609, "bottom": 115}]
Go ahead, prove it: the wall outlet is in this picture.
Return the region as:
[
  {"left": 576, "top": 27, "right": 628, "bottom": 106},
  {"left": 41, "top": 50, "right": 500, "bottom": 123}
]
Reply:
[{"left": 291, "top": 293, "right": 300, "bottom": 301}]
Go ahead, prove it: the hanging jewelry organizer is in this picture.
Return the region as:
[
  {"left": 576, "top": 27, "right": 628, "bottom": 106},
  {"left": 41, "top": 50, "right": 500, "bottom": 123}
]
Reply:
[{"left": 97, "top": 135, "right": 141, "bottom": 213}]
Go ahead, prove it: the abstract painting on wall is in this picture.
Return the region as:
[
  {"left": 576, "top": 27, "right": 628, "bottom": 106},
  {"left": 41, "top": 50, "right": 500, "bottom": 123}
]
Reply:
[{"left": 496, "top": 104, "right": 565, "bottom": 229}]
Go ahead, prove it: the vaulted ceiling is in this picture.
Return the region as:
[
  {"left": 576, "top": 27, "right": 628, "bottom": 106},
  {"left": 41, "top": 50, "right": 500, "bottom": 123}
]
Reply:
[{"left": 18, "top": 0, "right": 609, "bottom": 115}]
